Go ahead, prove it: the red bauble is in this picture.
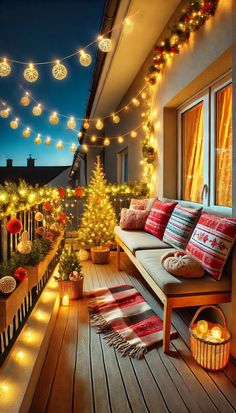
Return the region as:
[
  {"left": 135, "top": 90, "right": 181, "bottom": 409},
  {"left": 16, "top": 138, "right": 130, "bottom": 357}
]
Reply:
[
  {"left": 57, "top": 212, "right": 67, "bottom": 224},
  {"left": 6, "top": 218, "right": 23, "bottom": 234},
  {"left": 46, "top": 231, "right": 54, "bottom": 240},
  {"left": 75, "top": 187, "right": 83, "bottom": 198},
  {"left": 36, "top": 226, "right": 45, "bottom": 235},
  {"left": 14, "top": 267, "right": 27, "bottom": 282},
  {"left": 43, "top": 201, "right": 53, "bottom": 213},
  {"left": 58, "top": 187, "right": 65, "bottom": 199}
]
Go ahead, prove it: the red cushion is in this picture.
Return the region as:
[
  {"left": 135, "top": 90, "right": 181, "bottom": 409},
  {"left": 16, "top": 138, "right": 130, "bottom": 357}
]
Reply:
[
  {"left": 144, "top": 200, "right": 178, "bottom": 240},
  {"left": 120, "top": 209, "right": 150, "bottom": 230},
  {"left": 129, "top": 199, "right": 148, "bottom": 210},
  {"left": 186, "top": 212, "right": 236, "bottom": 280}
]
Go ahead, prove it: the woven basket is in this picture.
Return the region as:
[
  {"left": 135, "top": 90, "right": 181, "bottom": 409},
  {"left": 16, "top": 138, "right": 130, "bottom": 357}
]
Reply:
[
  {"left": 58, "top": 277, "right": 84, "bottom": 300},
  {"left": 91, "top": 247, "right": 110, "bottom": 264},
  {"left": 190, "top": 305, "right": 231, "bottom": 371}
]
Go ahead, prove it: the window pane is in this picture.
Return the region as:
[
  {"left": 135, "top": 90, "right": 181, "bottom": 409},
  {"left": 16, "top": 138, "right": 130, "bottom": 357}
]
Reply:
[
  {"left": 182, "top": 102, "right": 204, "bottom": 203},
  {"left": 215, "top": 83, "right": 232, "bottom": 207}
]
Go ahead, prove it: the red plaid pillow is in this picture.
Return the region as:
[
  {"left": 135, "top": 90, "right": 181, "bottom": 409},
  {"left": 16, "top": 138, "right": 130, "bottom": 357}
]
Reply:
[
  {"left": 186, "top": 212, "right": 236, "bottom": 280},
  {"left": 144, "top": 200, "right": 178, "bottom": 240}
]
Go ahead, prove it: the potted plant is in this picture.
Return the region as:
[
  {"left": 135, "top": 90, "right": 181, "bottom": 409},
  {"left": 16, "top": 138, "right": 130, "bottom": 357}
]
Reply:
[{"left": 56, "top": 247, "right": 84, "bottom": 300}]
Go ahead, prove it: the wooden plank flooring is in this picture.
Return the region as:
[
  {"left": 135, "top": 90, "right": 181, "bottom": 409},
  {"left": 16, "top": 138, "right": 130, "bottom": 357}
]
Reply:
[{"left": 30, "top": 253, "right": 236, "bottom": 413}]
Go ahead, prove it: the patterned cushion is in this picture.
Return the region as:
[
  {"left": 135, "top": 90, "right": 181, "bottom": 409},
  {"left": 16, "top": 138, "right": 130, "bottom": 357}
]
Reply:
[
  {"left": 129, "top": 198, "right": 156, "bottom": 211},
  {"left": 144, "top": 200, "right": 178, "bottom": 240},
  {"left": 163, "top": 204, "right": 202, "bottom": 249},
  {"left": 186, "top": 212, "right": 236, "bottom": 280},
  {"left": 120, "top": 208, "right": 150, "bottom": 230}
]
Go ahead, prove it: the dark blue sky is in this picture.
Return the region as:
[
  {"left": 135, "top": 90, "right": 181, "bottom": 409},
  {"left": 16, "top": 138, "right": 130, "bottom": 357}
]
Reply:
[{"left": 0, "top": 0, "right": 106, "bottom": 166}]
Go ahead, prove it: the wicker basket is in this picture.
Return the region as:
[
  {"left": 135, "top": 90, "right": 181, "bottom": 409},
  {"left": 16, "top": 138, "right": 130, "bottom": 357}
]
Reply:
[
  {"left": 190, "top": 305, "right": 231, "bottom": 371},
  {"left": 90, "top": 247, "right": 110, "bottom": 264},
  {"left": 58, "top": 277, "right": 84, "bottom": 300}
]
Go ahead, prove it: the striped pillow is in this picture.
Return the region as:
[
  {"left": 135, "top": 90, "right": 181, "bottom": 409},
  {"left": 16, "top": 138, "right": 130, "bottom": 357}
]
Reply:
[
  {"left": 144, "top": 200, "right": 178, "bottom": 240},
  {"left": 186, "top": 212, "right": 236, "bottom": 280},
  {"left": 163, "top": 204, "right": 202, "bottom": 249}
]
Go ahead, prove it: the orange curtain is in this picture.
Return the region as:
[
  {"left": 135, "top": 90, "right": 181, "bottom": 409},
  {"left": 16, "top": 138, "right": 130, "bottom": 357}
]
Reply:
[
  {"left": 216, "top": 84, "right": 232, "bottom": 207},
  {"left": 182, "top": 102, "right": 204, "bottom": 203}
]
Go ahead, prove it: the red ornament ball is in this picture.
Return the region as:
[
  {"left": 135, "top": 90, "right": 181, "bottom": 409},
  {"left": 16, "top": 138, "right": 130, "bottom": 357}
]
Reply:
[
  {"left": 14, "top": 267, "right": 27, "bottom": 282},
  {"left": 75, "top": 187, "right": 83, "bottom": 198},
  {"left": 58, "top": 187, "right": 65, "bottom": 199},
  {"left": 6, "top": 218, "right": 23, "bottom": 234},
  {"left": 36, "top": 226, "right": 45, "bottom": 235},
  {"left": 57, "top": 212, "right": 67, "bottom": 224},
  {"left": 43, "top": 201, "right": 53, "bottom": 213},
  {"left": 46, "top": 231, "right": 54, "bottom": 240}
]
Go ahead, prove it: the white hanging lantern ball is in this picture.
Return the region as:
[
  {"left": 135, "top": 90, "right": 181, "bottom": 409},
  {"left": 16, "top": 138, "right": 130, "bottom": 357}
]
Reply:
[
  {"left": 23, "top": 64, "right": 39, "bottom": 83},
  {"left": 49, "top": 112, "right": 59, "bottom": 125},
  {"left": 45, "top": 136, "right": 51, "bottom": 145},
  {"left": 98, "top": 37, "right": 112, "bottom": 53},
  {"left": 20, "top": 94, "right": 31, "bottom": 107},
  {"left": 67, "top": 117, "right": 76, "bottom": 130},
  {"left": 0, "top": 108, "right": 10, "bottom": 118},
  {"left": 0, "top": 58, "right": 11, "bottom": 77},
  {"left": 83, "top": 119, "right": 90, "bottom": 129},
  {"left": 34, "top": 134, "right": 42, "bottom": 145},
  {"left": 32, "top": 104, "right": 42, "bottom": 116},
  {"left": 52, "top": 60, "right": 68, "bottom": 80},
  {"left": 22, "top": 127, "right": 31, "bottom": 138},
  {"left": 130, "top": 130, "right": 137, "bottom": 138},
  {"left": 118, "top": 136, "right": 124, "bottom": 143},
  {"left": 10, "top": 118, "right": 19, "bottom": 129},
  {"left": 56, "top": 140, "right": 64, "bottom": 150},
  {"left": 104, "top": 138, "right": 110, "bottom": 146},
  {"left": 112, "top": 114, "right": 120, "bottom": 124},
  {"left": 70, "top": 143, "right": 77, "bottom": 153},
  {"left": 95, "top": 119, "right": 104, "bottom": 130},
  {"left": 79, "top": 51, "right": 92, "bottom": 67}
]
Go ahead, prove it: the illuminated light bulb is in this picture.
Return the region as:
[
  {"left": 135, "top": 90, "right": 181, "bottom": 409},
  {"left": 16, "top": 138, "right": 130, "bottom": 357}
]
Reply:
[
  {"left": 45, "top": 136, "right": 51, "bottom": 145},
  {"left": 52, "top": 60, "right": 68, "bottom": 80},
  {"left": 98, "top": 36, "right": 112, "bottom": 52},
  {"left": 0, "top": 107, "right": 10, "bottom": 118},
  {"left": 123, "top": 17, "right": 134, "bottom": 34},
  {"left": 141, "top": 92, "right": 147, "bottom": 99},
  {"left": 118, "top": 136, "right": 124, "bottom": 143},
  {"left": 211, "top": 326, "right": 222, "bottom": 340},
  {"left": 140, "top": 160, "right": 144, "bottom": 165},
  {"left": 25, "top": 329, "right": 33, "bottom": 342},
  {"left": 78, "top": 131, "right": 83, "bottom": 138},
  {"left": 56, "top": 140, "right": 64, "bottom": 150},
  {"left": 15, "top": 350, "right": 24, "bottom": 362},
  {"left": 34, "top": 134, "right": 42, "bottom": 145},
  {"left": 95, "top": 119, "right": 104, "bottom": 130},
  {"left": 82, "top": 144, "right": 88, "bottom": 152},
  {"left": 132, "top": 98, "right": 140, "bottom": 107},
  {"left": 70, "top": 143, "right": 77, "bottom": 153},
  {"left": 130, "top": 130, "right": 137, "bottom": 138},
  {"left": 23, "top": 63, "right": 39, "bottom": 82},
  {"left": 79, "top": 50, "right": 92, "bottom": 67},
  {"left": 20, "top": 93, "right": 31, "bottom": 106},
  {"left": 90, "top": 135, "right": 97, "bottom": 142},
  {"left": 49, "top": 112, "right": 59, "bottom": 125},
  {"left": 112, "top": 114, "right": 120, "bottom": 124},
  {"left": 83, "top": 119, "right": 90, "bottom": 129},
  {"left": 196, "top": 320, "right": 208, "bottom": 334},
  {"left": 32, "top": 104, "right": 42, "bottom": 116},
  {"left": 0, "top": 382, "right": 9, "bottom": 394},
  {"left": 10, "top": 118, "right": 19, "bottom": 129},
  {"left": 22, "top": 127, "right": 31, "bottom": 138},
  {"left": 0, "top": 58, "right": 11, "bottom": 77},
  {"left": 67, "top": 116, "right": 76, "bottom": 130},
  {"left": 104, "top": 138, "right": 110, "bottom": 146}
]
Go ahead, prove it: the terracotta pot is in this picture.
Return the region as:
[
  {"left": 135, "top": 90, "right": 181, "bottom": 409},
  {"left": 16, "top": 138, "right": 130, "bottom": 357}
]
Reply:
[
  {"left": 58, "top": 277, "right": 84, "bottom": 300},
  {"left": 90, "top": 247, "right": 110, "bottom": 264}
]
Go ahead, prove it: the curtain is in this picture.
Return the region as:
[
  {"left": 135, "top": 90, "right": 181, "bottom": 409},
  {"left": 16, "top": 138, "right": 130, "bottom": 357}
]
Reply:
[
  {"left": 216, "top": 84, "right": 232, "bottom": 207},
  {"left": 182, "top": 102, "right": 204, "bottom": 203}
]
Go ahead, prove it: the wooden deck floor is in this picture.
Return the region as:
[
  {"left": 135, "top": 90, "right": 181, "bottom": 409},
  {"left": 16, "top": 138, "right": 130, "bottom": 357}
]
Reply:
[{"left": 30, "top": 252, "right": 236, "bottom": 413}]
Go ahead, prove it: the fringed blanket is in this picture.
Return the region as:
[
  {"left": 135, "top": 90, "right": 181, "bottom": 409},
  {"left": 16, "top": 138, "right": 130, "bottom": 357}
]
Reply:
[{"left": 87, "top": 284, "right": 176, "bottom": 359}]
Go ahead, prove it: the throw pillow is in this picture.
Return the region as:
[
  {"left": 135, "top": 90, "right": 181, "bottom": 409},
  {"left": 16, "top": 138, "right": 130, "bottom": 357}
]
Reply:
[
  {"left": 129, "top": 198, "right": 157, "bottom": 211},
  {"left": 186, "top": 212, "right": 236, "bottom": 280},
  {"left": 163, "top": 204, "right": 202, "bottom": 249},
  {"left": 144, "top": 200, "right": 178, "bottom": 240},
  {"left": 120, "top": 208, "right": 150, "bottom": 230},
  {"left": 161, "top": 250, "right": 205, "bottom": 278}
]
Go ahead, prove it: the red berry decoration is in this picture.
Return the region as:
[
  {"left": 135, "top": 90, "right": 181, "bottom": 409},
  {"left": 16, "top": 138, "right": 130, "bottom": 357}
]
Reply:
[
  {"left": 36, "top": 226, "right": 45, "bottom": 235},
  {"left": 57, "top": 212, "right": 67, "bottom": 224},
  {"left": 14, "top": 267, "right": 27, "bottom": 282},
  {"left": 6, "top": 218, "right": 23, "bottom": 234},
  {"left": 75, "top": 187, "right": 83, "bottom": 198},
  {"left": 43, "top": 201, "right": 53, "bottom": 213},
  {"left": 58, "top": 187, "right": 65, "bottom": 199},
  {"left": 46, "top": 231, "right": 54, "bottom": 240}
]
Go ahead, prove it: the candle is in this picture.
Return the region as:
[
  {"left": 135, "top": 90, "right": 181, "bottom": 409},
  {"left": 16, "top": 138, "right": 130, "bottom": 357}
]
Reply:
[
  {"left": 62, "top": 295, "right": 69, "bottom": 306},
  {"left": 196, "top": 320, "right": 208, "bottom": 334},
  {"left": 211, "top": 326, "right": 222, "bottom": 340}
]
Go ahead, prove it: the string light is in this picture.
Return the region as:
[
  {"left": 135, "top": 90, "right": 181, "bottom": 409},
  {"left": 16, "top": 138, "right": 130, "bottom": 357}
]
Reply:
[
  {"left": 56, "top": 140, "right": 64, "bottom": 150},
  {"left": 123, "top": 17, "right": 134, "bottom": 34},
  {"left": 0, "top": 107, "right": 10, "bottom": 118},
  {"left": 52, "top": 60, "right": 68, "bottom": 80},
  {"left": 20, "top": 93, "right": 31, "bottom": 106},
  {"left": 0, "top": 58, "right": 11, "bottom": 77},
  {"left": 32, "top": 104, "right": 42, "bottom": 116},
  {"left": 45, "top": 136, "right": 51, "bottom": 145},
  {"left": 10, "top": 118, "right": 19, "bottom": 129},
  {"left": 90, "top": 135, "right": 97, "bottom": 142},
  {"left": 95, "top": 119, "right": 104, "bottom": 130},
  {"left": 104, "top": 138, "right": 110, "bottom": 146},
  {"left": 79, "top": 50, "right": 92, "bottom": 67},
  {"left": 83, "top": 119, "right": 90, "bottom": 129},
  {"left": 34, "top": 134, "right": 42, "bottom": 145},
  {"left": 22, "top": 127, "right": 31, "bottom": 138},
  {"left": 70, "top": 143, "right": 77, "bottom": 152},
  {"left": 132, "top": 98, "right": 140, "bottom": 107},
  {"left": 23, "top": 63, "right": 39, "bottom": 82},
  {"left": 112, "top": 114, "right": 120, "bottom": 124},
  {"left": 49, "top": 111, "right": 59, "bottom": 125},
  {"left": 130, "top": 130, "right": 137, "bottom": 138},
  {"left": 118, "top": 136, "right": 124, "bottom": 143},
  {"left": 67, "top": 117, "right": 76, "bottom": 130},
  {"left": 98, "top": 36, "right": 112, "bottom": 52}
]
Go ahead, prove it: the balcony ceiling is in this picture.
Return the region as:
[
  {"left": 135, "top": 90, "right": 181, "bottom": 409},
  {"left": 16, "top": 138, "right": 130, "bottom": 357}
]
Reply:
[{"left": 90, "top": 0, "right": 180, "bottom": 118}]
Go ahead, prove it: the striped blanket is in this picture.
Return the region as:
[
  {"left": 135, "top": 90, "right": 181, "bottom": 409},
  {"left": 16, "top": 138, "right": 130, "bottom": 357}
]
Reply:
[{"left": 87, "top": 284, "right": 176, "bottom": 359}]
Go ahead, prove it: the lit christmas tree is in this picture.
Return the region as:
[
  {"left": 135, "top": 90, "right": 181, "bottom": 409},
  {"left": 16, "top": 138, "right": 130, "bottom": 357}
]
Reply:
[{"left": 78, "top": 157, "right": 117, "bottom": 248}]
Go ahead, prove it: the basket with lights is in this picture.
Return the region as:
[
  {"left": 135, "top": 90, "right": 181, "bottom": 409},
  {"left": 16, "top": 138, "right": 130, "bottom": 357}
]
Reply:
[{"left": 190, "top": 305, "right": 231, "bottom": 371}]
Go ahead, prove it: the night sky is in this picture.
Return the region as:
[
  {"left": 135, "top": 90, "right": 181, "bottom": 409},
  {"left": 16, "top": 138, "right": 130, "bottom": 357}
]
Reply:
[{"left": 0, "top": 0, "right": 106, "bottom": 166}]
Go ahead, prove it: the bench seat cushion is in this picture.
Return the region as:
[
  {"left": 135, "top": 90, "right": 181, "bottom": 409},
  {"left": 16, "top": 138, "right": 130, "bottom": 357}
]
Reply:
[
  {"left": 115, "top": 226, "right": 172, "bottom": 253},
  {"left": 135, "top": 249, "right": 231, "bottom": 296}
]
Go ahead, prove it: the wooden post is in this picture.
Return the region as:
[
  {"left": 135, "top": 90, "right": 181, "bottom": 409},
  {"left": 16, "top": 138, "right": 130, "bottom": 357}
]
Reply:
[
  {"left": 117, "top": 242, "right": 121, "bottom": 270},
  {"left": 163, "top": 299, "right": 172, "bottom": 353}
]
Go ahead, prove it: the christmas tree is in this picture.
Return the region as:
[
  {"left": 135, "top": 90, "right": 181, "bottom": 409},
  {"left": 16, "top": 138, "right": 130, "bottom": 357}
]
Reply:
[{"left": 78, "top": 157, "right": 117, "bottom": 248}]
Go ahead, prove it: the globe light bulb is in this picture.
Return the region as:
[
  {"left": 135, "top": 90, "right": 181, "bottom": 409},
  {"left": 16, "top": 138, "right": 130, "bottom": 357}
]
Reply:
[{"left": 196, "top": 320, "right": 208, "bottom": 334}]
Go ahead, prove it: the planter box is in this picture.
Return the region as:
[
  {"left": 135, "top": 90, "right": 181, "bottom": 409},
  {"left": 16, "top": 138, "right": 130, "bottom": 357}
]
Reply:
[
  {"left": 58, "top": 278, "right": 84, "bottom": 300},
  {"left": 0, "top": 278, "right": 28, "bottom": 333},
  {"left": 91, "top": 247, "right": 110, "bottom": 264}
]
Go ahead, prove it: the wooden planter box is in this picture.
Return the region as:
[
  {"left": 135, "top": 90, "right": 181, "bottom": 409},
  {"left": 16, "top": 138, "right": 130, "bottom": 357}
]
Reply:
[
  {"left": 91, "top": 247, "right": 110, "bottom": 264},
  {"left": 0, "top": 278, "right": 28, "bottom": 333}
]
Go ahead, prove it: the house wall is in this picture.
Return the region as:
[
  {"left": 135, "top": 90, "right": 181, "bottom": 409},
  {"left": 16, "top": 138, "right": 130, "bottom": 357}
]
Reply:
[
  {"left": 103, "top": 1, "right": 236, "bottom": 356},
  {"left": 47, "top": 167, "right": 71, "bottom": 187}
]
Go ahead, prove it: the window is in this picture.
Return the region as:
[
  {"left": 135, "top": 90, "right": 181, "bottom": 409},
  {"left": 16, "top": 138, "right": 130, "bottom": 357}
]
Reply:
[
  {"left": 117, "top": 148, "right": 128, "bottom": 183},
  {"left": 178, "top": 74, "right": 232, "bottom": 210}
]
